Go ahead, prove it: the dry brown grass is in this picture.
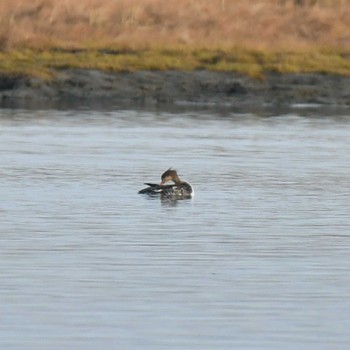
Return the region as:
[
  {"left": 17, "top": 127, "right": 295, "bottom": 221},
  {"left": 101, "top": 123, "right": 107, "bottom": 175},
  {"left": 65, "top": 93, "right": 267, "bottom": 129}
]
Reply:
[
  {"left": 0, "top": 0, "right": 349, "bottom": 51},
  {"left": 1, "top": 0, "right": 349, "bottom": 78}
]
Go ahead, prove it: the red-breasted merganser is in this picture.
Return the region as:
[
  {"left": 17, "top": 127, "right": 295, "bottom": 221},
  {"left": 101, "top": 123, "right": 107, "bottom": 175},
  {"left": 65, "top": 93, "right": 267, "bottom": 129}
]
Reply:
[{"left": 138, "top": 169, "right": 193, "bottom": 199}]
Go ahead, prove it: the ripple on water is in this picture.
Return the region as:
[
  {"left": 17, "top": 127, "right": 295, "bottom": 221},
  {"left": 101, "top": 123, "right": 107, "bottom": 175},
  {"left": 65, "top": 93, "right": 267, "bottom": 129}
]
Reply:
[{"left": 1, "top": 108, "right": 350, "bottom": 349}]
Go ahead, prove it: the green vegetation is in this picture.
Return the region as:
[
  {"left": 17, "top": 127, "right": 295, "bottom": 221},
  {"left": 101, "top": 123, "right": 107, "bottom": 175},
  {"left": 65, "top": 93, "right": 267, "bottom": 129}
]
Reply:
[
  {"left": 0, "top": 48, "right": 349, "bottom": 79},
  {"left": 0, "top": 1, "right": 349, "bottom": 78}
]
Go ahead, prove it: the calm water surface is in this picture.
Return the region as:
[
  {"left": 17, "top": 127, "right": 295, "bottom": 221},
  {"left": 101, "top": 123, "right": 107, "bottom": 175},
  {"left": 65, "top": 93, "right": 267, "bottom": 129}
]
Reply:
[{"left": 1, "top": 106, "right": 350, "bottom": 349}]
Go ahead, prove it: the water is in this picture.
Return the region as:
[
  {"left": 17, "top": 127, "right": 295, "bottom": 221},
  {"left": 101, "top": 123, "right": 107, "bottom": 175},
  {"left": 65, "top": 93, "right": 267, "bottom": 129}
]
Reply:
[{"left": 1, "top": 106, "right": 350, "bottom": 349}]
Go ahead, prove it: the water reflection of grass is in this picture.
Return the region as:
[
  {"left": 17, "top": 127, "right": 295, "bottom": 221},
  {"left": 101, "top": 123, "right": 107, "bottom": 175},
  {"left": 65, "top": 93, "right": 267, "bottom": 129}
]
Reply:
[{"left": 1, "top": 48, "right": 349, "bottom": 79}]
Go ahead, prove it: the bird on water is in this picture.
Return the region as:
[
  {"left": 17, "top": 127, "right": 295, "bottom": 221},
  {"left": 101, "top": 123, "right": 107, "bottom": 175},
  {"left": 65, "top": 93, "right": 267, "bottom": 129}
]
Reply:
[{"left": 138, "top": 168, "right": 193, "bottom": 199}]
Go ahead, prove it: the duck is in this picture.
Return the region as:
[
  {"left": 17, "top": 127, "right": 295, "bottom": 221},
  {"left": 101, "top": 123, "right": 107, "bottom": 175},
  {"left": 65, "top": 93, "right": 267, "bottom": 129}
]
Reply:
[{"left": 138, "top": 168, "right": 194, "bottom": 199}]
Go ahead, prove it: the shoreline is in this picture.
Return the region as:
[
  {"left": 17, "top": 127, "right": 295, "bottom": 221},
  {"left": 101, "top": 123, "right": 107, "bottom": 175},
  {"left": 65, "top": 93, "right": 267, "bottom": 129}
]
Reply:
[{"left": 0, "top": 70, "right": 350, "bottom": 108}]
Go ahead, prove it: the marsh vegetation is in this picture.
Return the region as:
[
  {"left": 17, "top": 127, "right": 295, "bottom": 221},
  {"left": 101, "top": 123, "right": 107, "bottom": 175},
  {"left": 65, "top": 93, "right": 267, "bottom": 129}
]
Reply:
[{"left": 0, "top": 0, "right": 349, "bottom": 77}]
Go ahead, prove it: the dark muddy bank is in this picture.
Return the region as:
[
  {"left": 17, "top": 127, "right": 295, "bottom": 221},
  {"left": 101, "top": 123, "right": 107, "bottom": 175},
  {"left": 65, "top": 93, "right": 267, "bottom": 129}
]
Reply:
[{"left": 0, "top": 70, "right": 349, "bottom": 108}]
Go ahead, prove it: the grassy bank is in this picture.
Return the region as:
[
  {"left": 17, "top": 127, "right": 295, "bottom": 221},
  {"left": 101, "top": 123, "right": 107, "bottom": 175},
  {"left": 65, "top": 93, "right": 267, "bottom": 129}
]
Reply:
[
  {"left": 0, "top": 0, "right": 349, "bottom": 78},
  {"left": 1, "top": 0, "right": 349, "bottom": 50},
  {"left": 0, "top": 48, "right": 349, "bottom": 79}
]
